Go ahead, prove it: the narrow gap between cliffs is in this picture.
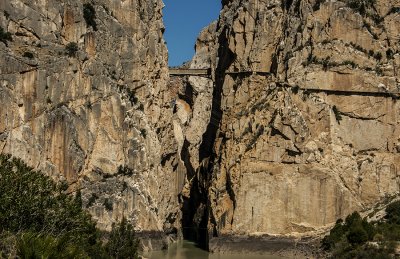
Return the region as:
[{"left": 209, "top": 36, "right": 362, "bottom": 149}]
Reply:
[
  {"left": 180, "top": 26, "right": 235, "bottom": 250},
  {"left": 163, "top": 0, "right": 223, "bottom": 251}
]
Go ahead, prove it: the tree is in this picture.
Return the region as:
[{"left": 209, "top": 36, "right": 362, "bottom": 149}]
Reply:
[
  {"left": 0, "top": 154, "right": 102, "bottom": 256},
  {"left": 83, "top": 3, "right": 97, "bottom": 31},
  {"left": 17, "top": 232, "right": 89, "bottom": 259},
  {"left": 322, "top": 204, "right": 400, "bottom": 258},
  {"left": 0, "top": 154, "right": 140, "bottom": 258},
  {"left": 322, "top": 219, "right": 346, "bottom": 250},
  {"left": 105, "top": 218, "right": 139, "bottom": 259},
  {"left": 385, "top": 200, "right": 400, "bottom": 224},
  {"left": 347, "top": 226, "right": 368, "bottom": 245}
]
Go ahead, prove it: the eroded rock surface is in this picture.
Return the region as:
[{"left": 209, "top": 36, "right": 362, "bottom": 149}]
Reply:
[
  {"left": 2, "top": 0, "right": 400, "bottom": 255},
  {"left": 190, "top": 0, "right": 400, "bottom": 247},
  {"left": 0, "top": 0, "right": 182, "bottom": 240}
]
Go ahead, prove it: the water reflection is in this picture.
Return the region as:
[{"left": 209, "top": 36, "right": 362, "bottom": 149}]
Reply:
[{"left": 143, "top": 240, "right": 286, "bottom": 259}]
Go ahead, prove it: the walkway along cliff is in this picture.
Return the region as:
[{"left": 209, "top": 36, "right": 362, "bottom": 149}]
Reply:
[
  {"left": 171, "top": 0, "right": 400, "bottom": 254},
  {"left": 1, "top": 0, "right": 400, "bottom": 255}
]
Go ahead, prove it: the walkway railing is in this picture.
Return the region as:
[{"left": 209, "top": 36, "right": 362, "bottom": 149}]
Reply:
[
  {"left": 168, "top": 68, "right": 399, "bottom": 98},
  {"left": 169, "top": 68, "right": 211, "bottom": 76}
]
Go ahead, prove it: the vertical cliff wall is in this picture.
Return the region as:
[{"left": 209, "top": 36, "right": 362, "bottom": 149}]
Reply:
[
  {"left": 184, "top": 0, "right": 400, "bottom": 248},
  {"left": 0, "top": 0, "right": 183, "bottom": 240},
  {"left": 2, "top": 0, "right": 400, "bottom": 254},
  {"left": 167, "top": 22, "right": 217, "bottom": 247}
]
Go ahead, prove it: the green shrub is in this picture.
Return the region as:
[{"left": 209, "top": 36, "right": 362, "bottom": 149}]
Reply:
[
  {"left": 332, "top": 105, "right": 343, "bottom": 123},
  {"left": 86, "top": 193, "right": 99, "bottom": 208},
  {"left": 347, "top": 226, "right": 368, "bottom": 245},
  {"left": 343, "top": 60, "right": 357, "bottom": 68},
  {"left": 23, "top": 51, "right": 34, "bottom": 59},
  {"left": 313, "top": 0, "right": 326, "bottom": 11},
  {"left": 291, "top": 85, "right": 300, "bottom": 94},
  {"left": 0, "top": 231, "right": 17, "bottom": 258},
  {"left": 17, "top": 232, "right": 89, "bottom": 259},
  {"left": 117, "top": 165, "right": 134, "bottom": 176},
  {"left": 0, "top": 155, "right": 100, "bottom": 249},
  {"left": 322, "top": 219, "right": 346, "bottom": 250},
  {"left": 66, "top": 42, "right": 78, "bottom": 56},
  {"left": 368, "top": 49, "right": 375, "bottom": 57},
  {"left": 105, "top": 218, "right": 139, "bottom": 259},
  {"left": 83, "top": 3, "right": 97, "bottom": 31},
  {"left": 374, "top": 52, "right": 382, "bottom": 61},
  {"left": 347, "top": 0, "right": 376, "bottom": 16},
  {"left": 386, "top": 49, "right": 394, "bottom": 60},
  {"left": 385, "top": 200, "right": 400, "bottom": 224},
  {"left": 388, "top": 7, "right": 400, "bottom": 15},
  {"left": 322, "top": 202, "right": 400, "bottom": 258},
  {"left": 103, "top": 198, "right": 113, "bottom": 211},
  {"left": 140, "top": 129, "right": 147, "bottom": 138},
  {"left": 138, "top": 103, "right": 144, "bottom": 111},
  {"left": 0, "top": 26, "right": 12, "bottom": 44},
  {"left": 0, "top": 154, "right": 140, "bottom": 258}
]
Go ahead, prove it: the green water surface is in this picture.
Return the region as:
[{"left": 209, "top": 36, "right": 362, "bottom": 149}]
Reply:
[{"left": 143, "top": 240, "right": 286, "bottom": 259}]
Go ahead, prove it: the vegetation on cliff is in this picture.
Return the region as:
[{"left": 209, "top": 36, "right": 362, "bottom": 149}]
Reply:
[
  {"left": 83, "top": 3, "right": 97, "bottom": 31},
  {"left": 66, "top": 42, "right": 79, "bottom": 57},
  {"left": 0, "top": 154, "right": 139, "bottom": 259},
  {"left": 322, "top": 201, "right": 400, "bottom": 258},
  {"left": 0, "top": 27, "right": 12, "bottom": 44}
]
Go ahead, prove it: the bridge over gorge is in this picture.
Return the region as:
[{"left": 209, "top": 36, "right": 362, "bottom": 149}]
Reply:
[
  {"left": 169, "top": 68, "right": 211, "bottom": 76},
  {"left": 168, "top": 68, "right": 271, "bottom": 77},
  {"left": 168, "top": 68, "right": 400, "bottom": 98}
]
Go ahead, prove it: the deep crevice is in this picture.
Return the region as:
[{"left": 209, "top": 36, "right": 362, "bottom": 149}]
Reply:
[
  {"left": 181, "top": 25, "right": 235, "bottom": 251},
  {"left": 180, "top": 139, "right": 195, "bottom": 179}
]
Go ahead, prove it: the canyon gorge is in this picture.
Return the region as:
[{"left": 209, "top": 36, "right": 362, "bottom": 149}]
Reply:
[{"left": 1, "top": 0, "right": 400, "bottom": 256}]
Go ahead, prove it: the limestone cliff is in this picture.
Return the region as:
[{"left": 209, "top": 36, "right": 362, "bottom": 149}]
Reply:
[
  {"left": 167, "top": 22, "right": 217, "bottom": 247},
  {"left": 2, "top": 0, "right": 400, "bottom": 255},
  {"left": 197, "top": 0, "right": 400, "bottom": 247},
  {"left": 0, "top": 0, "right": 182, "bottom": 241}
]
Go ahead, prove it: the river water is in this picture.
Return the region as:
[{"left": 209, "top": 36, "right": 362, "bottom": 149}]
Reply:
[{"left": 143, "top": 240, "right": 287, "bottom": 259}]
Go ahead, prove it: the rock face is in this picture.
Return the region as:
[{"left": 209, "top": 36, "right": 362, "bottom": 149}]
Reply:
[
  {"left": 2, "top": 0, "right": 400, "bottom": 254},
  {"left": 167, "top": 22, "right": 217, "bottom": 246},
  {"left": 0, "top": 0, "right": 183, "bottom": 240},
  {"left": 200, "top": 0, "right": 400, "bottom": 244}
]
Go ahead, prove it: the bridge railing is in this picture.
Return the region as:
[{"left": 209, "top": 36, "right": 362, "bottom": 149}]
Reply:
[{"left": 169, "top": 68, "right": 211, "bottom": 76}]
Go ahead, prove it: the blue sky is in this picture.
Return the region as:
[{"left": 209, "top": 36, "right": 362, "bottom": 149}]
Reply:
[{"left": 163, "top": 0, "right": 221, "bottom": 67}]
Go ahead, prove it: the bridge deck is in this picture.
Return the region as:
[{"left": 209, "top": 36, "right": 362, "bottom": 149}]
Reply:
[{"left": 169, "top": 68, "right": 210, "bottom": 76}]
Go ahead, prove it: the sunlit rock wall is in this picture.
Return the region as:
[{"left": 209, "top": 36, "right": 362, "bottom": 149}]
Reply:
[
  {"left": 0, "top": 0, "right": 182, "bottom": 236},
  {"left": 206, "top": 0, "right": 400, "bottom": 238}
]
